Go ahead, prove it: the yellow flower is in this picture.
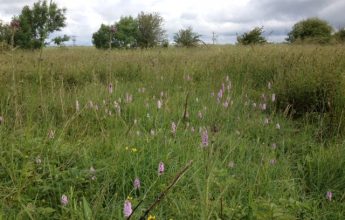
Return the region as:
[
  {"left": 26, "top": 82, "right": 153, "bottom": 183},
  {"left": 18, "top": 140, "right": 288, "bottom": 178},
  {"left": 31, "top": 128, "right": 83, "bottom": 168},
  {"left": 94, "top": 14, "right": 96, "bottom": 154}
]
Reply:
[
  {"left": 127, "top": 196, "right": 133, "bottom": 201},
  {"left": 125, "top": 147, "right": 129, "bottom": 151},
  {"left": 131, "top": 148, "right": 138, "bottom": 153},
  {"left": 147, "top": 215, "right": 156, "bottom": 220}
]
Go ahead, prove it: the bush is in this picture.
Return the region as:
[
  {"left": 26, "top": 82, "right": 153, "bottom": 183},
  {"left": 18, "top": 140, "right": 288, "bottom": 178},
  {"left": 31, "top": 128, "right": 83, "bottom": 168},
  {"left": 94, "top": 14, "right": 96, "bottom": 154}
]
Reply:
[
  {"left": 237, "top": 27, "right": 267, "bottom": 45},
  {"left": 287, "top": 18, "right": 333, "bottom": 44}
]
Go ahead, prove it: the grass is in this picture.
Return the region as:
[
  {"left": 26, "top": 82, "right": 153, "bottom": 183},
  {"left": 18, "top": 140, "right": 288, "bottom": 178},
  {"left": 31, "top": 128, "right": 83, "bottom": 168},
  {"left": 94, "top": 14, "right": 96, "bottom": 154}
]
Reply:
[{"left": 0, "top": 45, "right": 345, "bottom": 219}]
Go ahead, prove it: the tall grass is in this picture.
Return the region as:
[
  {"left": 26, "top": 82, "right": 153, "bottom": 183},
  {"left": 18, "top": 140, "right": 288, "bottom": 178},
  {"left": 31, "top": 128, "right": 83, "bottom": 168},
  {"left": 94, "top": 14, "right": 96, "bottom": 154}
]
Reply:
[{"left": 0, "top": 45, "right": 345, "bottom": 219}]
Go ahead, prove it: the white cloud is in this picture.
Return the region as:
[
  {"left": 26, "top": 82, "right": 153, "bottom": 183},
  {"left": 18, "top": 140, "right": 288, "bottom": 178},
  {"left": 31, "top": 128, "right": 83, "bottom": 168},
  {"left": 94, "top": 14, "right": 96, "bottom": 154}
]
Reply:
[{"left": 0, "top": 0, "right": 344, "bottom": 45}]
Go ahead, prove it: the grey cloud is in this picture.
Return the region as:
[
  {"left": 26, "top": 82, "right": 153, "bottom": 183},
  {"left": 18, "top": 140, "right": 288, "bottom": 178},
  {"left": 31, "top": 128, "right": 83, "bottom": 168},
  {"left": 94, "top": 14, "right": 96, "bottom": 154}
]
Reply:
[{"left": 180, "top": 12, "right": 197, "bottom": 20}]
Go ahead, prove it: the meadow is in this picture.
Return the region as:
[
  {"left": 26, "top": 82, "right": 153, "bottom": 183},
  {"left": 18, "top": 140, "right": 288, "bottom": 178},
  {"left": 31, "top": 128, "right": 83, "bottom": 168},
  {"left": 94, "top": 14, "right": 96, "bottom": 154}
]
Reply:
[{"left": 1, "top": 45, "right": 345, "bottom": 219}]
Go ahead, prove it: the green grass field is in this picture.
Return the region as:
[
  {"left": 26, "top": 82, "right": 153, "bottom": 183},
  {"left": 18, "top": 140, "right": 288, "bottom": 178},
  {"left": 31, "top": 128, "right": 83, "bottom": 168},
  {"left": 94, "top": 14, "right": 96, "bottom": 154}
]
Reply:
[{"left": 1, "top": 45, "right": 345, "bottom": 219}]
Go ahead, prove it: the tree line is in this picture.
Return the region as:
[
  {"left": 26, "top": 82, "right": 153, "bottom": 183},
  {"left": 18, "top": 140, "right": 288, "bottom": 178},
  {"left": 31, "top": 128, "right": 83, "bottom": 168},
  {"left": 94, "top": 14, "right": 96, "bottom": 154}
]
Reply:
[{"left": 0, "top": 0, "right": 345, "bottom": 50}]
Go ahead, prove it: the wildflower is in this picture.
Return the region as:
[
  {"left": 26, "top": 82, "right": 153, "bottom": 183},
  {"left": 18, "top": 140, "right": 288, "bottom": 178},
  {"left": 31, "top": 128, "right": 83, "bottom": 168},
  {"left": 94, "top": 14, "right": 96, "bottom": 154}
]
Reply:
[
  {"left": 88, "top": 100, "right": 94, "bottom": 108},
  {"left": 228, "top": 161, "right": 235, "bottom": 168},
  {"left": 136, "top": 131, "right": 140, "bottom": 136},
  {"left": 223, "top": 101, "right": 229, "bottom": 108},
  {"left": 114, "top": 101, "right": 121, "bottom": 113},
  {"left": 134, "top": 178, "right": 141, "bottom": 190},
  {"left": 0, "top": 116, "right": 3, "bottom": 125},
  {"left": 198, "top": 111, "right": 203, "bottom": 119},
  {"left": 147, "top": 215, "right": 156, "bottom": 220},
  {"left": 76, "top": 100, "right": 80, "bottom": 112},
  {"left": 252, "top": 103, "right": 257, "bottom": 108},
  {"left": 90, "top": 166, "right": 96, "bottom": 174},
  {"left": 272, "top": 93, "right": 276, "bottom": 102},
  {"left": 270, "top": 159, "right": 277, "bottom": 165},
  {"left": 171, "top": 122, "right": 177, "bottom": 135},
  {"left": 268, "top": 82, "right": 272, "bottom": 90},
  {"left": 108, "top": 83, "right": 113, "bottom": 94},
  {"left": 326, "top": 191, "right": 333, "bottom": 201},
  {"left": 271, "top": 143, "right": 277, "bottom": 149},
  {"left": 90, "top": 166, "right": 96, "bottom": 180},
  {"left": 276, "top": 123, "right": 281, "bottom": 130},
  {"left": 157, "top": 100, "right": 162, "bottom": 109},
  {"left": 131, "top": 148, "right": 138, "bottom": 153},
  {"left": 35, "top": 156, "right": 42, "bottom": 165},
  {"left": 260, "top": 103, "right": 267, "bottom": 111},
  {"left": 150, "top": 129, "right": 155, "bottom": 136},
  {"left": 48, "top": 129, "right": 55, "bottom": 139},
  {"left": 264, "top": 118, "right": 269, "bottom": 125},
  {"left": 160, "top": 91, "right": 164, "bottom": 97},
  {"left": 196, "top": 97, "right": 199, "bottom": 102},
  {"left": 125, "top": 93, "right": 132, "bottom": 103},
  {"left": 201, "top": 129, "right": 209, "bottom": 147},
  {"left": 158, "top": 162, "right": 165, "bottom": 175},
  {"left": 217, "top": 89, "right": 223, "bottom": 102},
  {"left": 191, "top": 127, "right": 195, "bottom": 132},
  {"left": 61, "top": 194, "right": 68, "bottom": 206},
  {"left": 123, "top": 200, "right": 132, "bottom": 218}
]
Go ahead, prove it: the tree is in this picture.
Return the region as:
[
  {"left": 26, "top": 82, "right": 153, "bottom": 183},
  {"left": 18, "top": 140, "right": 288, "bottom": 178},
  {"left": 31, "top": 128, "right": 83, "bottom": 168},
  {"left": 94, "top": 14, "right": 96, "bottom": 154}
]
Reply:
[
  {"left": 0, "top": 20, "right": 10, "bottom": 43},
  {"left": 173, "top": 27, "right": 202, "bottom": 47},
  {"left": 137, "top": 12, "right": 166, "bottom": 48},
  {"left": 92, "top": 24, "right": 118, "bottom": 49},
  {"left": 115, "top": 16, "right": 138, "bottom": 48},
  {"left": 14, "top": 0, "right": 67, "bottom": 49},
  {"left": 287, "top": 18, "right": 333, "bottom": 44},
  {"left": 334, "top": 28, "right": 345, "bottom": 43},
  {"left": 237, "top": 26, "right": 267, "bottom": 45},
  {"left": 52, "top": 34, "right": 70, "bottom": 46}
]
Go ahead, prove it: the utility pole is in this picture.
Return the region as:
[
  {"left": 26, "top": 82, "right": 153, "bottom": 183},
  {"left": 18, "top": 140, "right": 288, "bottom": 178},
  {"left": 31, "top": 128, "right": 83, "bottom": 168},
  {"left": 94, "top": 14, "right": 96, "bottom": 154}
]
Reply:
[{"left": 212, "top": 32, "right": 217, "bottom": 45}]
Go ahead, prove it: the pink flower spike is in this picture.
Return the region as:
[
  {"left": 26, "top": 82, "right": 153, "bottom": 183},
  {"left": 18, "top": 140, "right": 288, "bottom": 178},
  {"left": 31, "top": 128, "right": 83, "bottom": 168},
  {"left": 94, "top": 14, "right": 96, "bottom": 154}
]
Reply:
[
  {"left": 134, "top": 178, "right": 141, "bottom": 189},
  {"left": 61, "top": 194, "right": 68, "bottom": 206},
  {"left": 108, "top": 83, "right": 113, "bottom": 94},
  {"left": 272, "top": 93, "right": 276, "bottom": 102},
  {"left": 201, "top": 129, "right": 209, "bottom": 147},
  {"left": 123, "top": 200, "right": 132, "bottom": 218},
  {"left": 171, "top": 122, "right": 177, "bottom": 135},
  {"left": 158, "top": 162, "right": 165, "bottom": 175},
  {"left": 326, "top": 191, "right": 333, "bottom": 201}
]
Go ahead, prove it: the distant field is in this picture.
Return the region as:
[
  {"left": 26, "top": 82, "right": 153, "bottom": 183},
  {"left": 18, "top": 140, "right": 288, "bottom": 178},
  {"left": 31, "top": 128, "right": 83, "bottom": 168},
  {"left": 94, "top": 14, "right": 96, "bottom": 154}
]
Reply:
[{"left": 1, "top": 45, "right": 345, "bottom": 219}]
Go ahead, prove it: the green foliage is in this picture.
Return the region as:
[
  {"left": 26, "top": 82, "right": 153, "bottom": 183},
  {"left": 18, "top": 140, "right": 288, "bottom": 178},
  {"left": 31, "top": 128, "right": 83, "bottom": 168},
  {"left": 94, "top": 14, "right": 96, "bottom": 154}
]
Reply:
[
  {"left": 173, "top": 27, "right": 202, "bottom": 47},
  {"left": 0, "top": 21, "right": 11, "bottom": 50},
  {"left": 334, "top": 28, "right": 345, "bottom": 43},
  {"left": 287, "top": 18, "right": 333, "bottom": 44},
  {"left": 52, "top": 34, "right": 70, "bottom": 46},
  {"left": 92, "top": 24, "right": 117, "bottom": 49},
  {"left": 14, "top": 0, "right": 67, "bottom": 49},
  {"left": 115, "top": 16, "right": 138, "bottom": 48},
  {"left": 137, "top": 12, "right": 166, "bottom": 48},
  {"left": 237, "top": 26, "right": 267, "bottom": 45}
]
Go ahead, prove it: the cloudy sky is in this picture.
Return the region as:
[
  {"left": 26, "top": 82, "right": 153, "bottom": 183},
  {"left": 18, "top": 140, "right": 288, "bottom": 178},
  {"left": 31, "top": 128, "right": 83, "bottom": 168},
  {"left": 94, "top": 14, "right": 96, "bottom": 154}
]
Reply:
[{"left": 0, "top": 0, "right": 344, "bottom": 45}]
